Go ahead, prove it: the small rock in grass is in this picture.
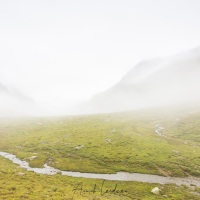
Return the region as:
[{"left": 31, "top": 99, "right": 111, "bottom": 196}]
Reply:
[
  {"left": 17, "top": 172, "right": 25, "bottom": 176},
  {"left": 29, "top": 156, "right": 37, "bottom": 160},
  {"left": 75, "top": 145, "right": 84, "bottom": 150},
  {"left": 105, "top": 139, "right": 111, "bottom": 143},
  {"left": 151, "top": 187, "right": 161, "bottom": 195}
]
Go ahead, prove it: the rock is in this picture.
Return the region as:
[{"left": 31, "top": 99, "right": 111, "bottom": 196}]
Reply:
[
  {"left": 29, "top": 156, "right": 37, "bottom": 160},
  {"left": 151, "top": 187, "right": 161, "bottom": 195},
  {"left": 105, "top": 139, "right": 111, "bottom": 143},
  {"left": 17, "top": 172, "right": 25, "bottom": 176},
  {"left": 75, "top": 145, "right": 84, "bottom": 150}
]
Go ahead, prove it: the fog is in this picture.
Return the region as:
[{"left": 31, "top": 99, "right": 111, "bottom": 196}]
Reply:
[
  {"left": 73, "top": 46, "right": 200, "bottom": 114},
  {"left": 1, "top": 0, "right": 200, "bottom": 116}
]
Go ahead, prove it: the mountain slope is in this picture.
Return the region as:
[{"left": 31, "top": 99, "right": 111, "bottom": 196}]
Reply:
[
  {"left": 83, "top": 46, "right": 200, "bottom": 113},
  {"left": 0, "top": 82, "right": 37, "bottom": 117}
]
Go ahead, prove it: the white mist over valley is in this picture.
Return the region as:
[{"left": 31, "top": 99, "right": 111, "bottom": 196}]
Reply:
[
  {"left": 1, "top": 2, "right": 200, "bottom": 199},
  {"left": 1, "top": 0, "right": 200, "bottom": 116},
  {"left": 1, "top": 46, "right": 200, "bottom": 116},
  {"left": 77, "top": 46, "right": 200, "bottom": 114}
]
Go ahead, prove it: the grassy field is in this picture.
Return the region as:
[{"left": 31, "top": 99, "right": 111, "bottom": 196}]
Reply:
[
  {"left": 0, "top": 108, "right": 200, "bottom": 199},
  {"left": 1, "top": 156, "right": 200, "bottom": 200}
]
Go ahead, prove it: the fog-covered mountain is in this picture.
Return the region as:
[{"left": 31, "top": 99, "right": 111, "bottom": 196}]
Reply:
[
  {"left": 0, "top": 82, "right": 37, "bottom": 117},
  {"left": 2, "top": 46, "right": 200, "bottom": 116},
  {"left": 78, "top": 46, "right": 200, "bottom": 114}
]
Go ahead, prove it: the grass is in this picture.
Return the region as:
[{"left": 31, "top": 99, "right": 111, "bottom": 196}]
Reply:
[
  {"left": 0, "top": 156, "right": 199, "bottom": 200},
  {"left": 0, "top": 107, "right": 200, "bottom": 199}
]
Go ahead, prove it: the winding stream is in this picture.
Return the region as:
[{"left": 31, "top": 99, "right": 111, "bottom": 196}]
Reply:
[
  {"left": 0, "top": 151, "right": 200, "bottom": 187},
  {"left": 155, "top": 124, "right": 164, "bottom": 136}
]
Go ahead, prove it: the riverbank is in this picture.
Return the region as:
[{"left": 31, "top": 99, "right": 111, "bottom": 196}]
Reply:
[{"left": 1, "top": 151, "right": 200, "bottom": 187}]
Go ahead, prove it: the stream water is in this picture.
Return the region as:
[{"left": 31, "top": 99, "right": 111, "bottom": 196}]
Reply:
[{"left": 0, "top": 151, "right": 200, "bottom": 187}]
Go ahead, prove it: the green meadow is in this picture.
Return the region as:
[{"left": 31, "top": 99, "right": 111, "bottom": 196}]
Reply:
[{"left": 0, "top": 108, "right": 200, "bottom": 199}]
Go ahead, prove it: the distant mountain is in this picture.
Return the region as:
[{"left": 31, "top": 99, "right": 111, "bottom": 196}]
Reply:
[
  {"left": 80, "top": 46, "right": 200, "bottom": 113},
  {"left": 0, "top": 82, "right": 37, "bottom": 117}
]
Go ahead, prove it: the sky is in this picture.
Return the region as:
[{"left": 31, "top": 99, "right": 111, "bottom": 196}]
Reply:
[{"left": 1, "top": 0, "right": 200, "bottom": 115}]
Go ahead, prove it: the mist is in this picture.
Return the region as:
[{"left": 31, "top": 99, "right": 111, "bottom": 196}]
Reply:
[
  {"left": 1, "top": 0, "right": 200, "bottom": 117},
  {"left": 1, "top": 45, "right": 200, "bottom": 117},
  {"left": 73, "top": 46, "right": 200, "bottom": 114}
]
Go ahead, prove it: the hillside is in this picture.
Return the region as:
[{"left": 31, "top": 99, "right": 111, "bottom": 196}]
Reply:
[
  {"left": 0, "top": 82, "right": 37, "bottom": 117},
  {"left": 82, "top": 46, "right": 200, "bottom": 114}
]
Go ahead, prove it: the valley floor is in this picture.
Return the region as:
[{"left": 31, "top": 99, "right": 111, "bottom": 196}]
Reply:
[{"left": 0, "top": 108, "right": 200, "bottom": 199}]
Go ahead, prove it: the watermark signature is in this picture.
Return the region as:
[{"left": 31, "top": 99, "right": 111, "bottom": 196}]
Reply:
[{"left": 71, "top": 180, "right": 127, "bottom": 199}]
